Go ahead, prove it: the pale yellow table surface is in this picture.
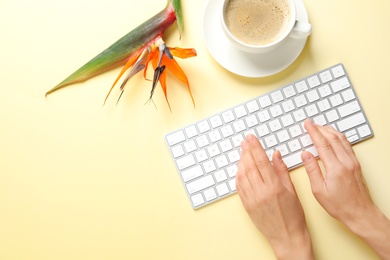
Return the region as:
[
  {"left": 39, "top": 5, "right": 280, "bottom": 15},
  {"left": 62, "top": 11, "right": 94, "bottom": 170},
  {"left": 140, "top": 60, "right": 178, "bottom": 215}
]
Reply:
[{"left": 1, "top": 0, "right": 390, "bottom": 259}]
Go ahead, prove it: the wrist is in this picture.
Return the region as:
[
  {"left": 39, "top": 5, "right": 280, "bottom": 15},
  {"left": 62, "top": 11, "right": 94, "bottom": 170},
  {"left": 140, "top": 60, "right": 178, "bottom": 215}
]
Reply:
[
  {"left": 271, "top": 228, "right": 314, "bottom": 260},
  {"left": 345, "top": 205, "right": 390, "bottom": 259},
  {"left": 344, "top": 204, "right": 384, "bottom": 236}
]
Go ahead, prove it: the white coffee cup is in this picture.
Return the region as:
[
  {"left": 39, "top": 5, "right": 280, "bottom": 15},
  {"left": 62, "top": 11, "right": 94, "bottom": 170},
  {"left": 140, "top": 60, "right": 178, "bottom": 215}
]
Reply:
[{"left": 221, "top": 0, "right": 312, "bottom": 54}]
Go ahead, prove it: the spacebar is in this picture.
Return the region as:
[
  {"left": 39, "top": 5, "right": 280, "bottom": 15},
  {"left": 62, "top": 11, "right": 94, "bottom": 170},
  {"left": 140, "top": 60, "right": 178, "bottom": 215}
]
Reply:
[{"left": 283, "top": 152, "right": 303, "bottom": 169}]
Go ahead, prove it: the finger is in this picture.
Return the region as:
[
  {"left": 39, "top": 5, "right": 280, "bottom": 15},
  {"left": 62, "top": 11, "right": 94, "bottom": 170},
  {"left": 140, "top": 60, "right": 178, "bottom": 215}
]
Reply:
[
  {"left": 240, "top": 138, "right": 265, "bottom": 190},
  {"left": 301, "top": 150, "right": 325, "bottom": 195},
  {"left": 316, "top": 125, "right": 351, "bottom": 163},
  {"left": 324, "top": 125, "right": 356, "bottom": 158},
  {"left": 236, "top": 144, "right": 253, "bottom": 202},
  {"left": 272, "top": 150, "right": 295, "bottom": 193},
  {"left": 245, "top": 134, "right": 277, "bottom": 183},
  {"left": 304, "top": 119, "right": 339, "bottom": 165}
]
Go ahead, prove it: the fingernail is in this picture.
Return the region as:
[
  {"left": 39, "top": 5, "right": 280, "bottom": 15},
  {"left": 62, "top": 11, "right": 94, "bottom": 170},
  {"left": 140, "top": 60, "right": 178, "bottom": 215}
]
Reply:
[
  {"left": 301, "top": 151, "right": 312, "bottom": 162},
  {"left": 241, "top": 140, "right": 248, "bottom": 150},
  {"left": 246, "top": 134, "right": 256, "bottom": 143}
]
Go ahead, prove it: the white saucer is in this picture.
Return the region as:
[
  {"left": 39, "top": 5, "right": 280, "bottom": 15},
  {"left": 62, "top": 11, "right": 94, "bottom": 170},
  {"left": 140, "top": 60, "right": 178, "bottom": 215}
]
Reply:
[{"left": 202, "top": 0, "right": 310, "bottom": 78}]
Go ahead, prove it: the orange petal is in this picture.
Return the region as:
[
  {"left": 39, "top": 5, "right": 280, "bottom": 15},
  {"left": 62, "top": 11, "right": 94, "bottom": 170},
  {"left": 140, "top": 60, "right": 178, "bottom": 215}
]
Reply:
[
  {"left": 168, "top": 47, "right": 197, "bottom": 59},
  {"left": 162, "top": 55, "right": 195, "bottom": 107},
  {"left": 145, "top": 48, "right": 159, "bottom": 80},
  {"left": 158, "top": 69, "right": 171, "bottom": 111},
  {"left": 103, "top": 48, "right": 144, "bottom": 105}
]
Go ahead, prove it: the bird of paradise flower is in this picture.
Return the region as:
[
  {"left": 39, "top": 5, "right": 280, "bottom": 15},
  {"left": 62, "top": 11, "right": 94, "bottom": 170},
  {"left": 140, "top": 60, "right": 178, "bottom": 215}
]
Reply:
[{"left": 45, "top": 0, "right": 196, "bottom": 110}]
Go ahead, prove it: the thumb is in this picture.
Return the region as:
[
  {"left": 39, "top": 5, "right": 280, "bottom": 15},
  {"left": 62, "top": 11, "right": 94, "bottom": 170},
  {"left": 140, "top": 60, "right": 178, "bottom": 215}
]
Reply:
[{"left": 302, "top": 151, "right": 324, "bottom": 195}]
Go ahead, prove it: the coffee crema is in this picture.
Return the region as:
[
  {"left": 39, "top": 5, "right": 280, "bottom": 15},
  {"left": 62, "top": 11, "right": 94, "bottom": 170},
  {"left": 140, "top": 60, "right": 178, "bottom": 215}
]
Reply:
[{"left": 224, "top": 0, "right": 291, "bottom": 46}]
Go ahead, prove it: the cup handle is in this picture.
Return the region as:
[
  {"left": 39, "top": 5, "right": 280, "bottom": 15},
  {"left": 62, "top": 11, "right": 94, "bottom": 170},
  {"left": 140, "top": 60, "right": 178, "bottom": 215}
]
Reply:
[{"left": 290, "top": 21, "right": 312, "bottom": 39}]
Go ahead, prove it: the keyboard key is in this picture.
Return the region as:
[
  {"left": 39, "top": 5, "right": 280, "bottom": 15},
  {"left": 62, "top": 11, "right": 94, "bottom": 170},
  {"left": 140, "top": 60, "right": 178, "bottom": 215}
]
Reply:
[
  {"left": 259, "top": 95, "right": 272, "bottom": 108},
  {"left": 191, "top": 193, "right": 204, "bottom": 207},
  {"left": 221, "top": 125, "right": 234, "bottom": 138},
  {"left": 228, "top": 179, "right": 237, "bottom": 192},
  {"left": 177, "top": 154, "right": 196, "bottom": 170},
  {"left": 318, "top": 84, "right": 332, "bottom": 97},
  {"left": 204, "top": 188, "right": 217, "bottom": 202},
  {"left": 283, "top": 85, "right": 296, "bottom": 98},
  {"left": 216, "top": 183, "right": 229, "bottom": 196},
  {"left": 203, "top": 160, "right": 217, "bottom": 173},
  {"left": 210, "top": 115, "right": 223, "bottom": 128},
  {"left": 214, "top": 170, "right": 227, "bottom": 183},
  {"left": 222, "top": 110, "right": 235, "bottom": 123},
  {"left": 232, "top": 134, "right": 244, "bottom": 148},
  {"left": 358, "top": 124, "right": 372, "bottom": 138},
  {"left": 233, "top": 120, "right": 246, "bottom": 132},
  {"left": 246, "top": 100, "right": 260, "bottom": 113},
  {"left": 234, "top": 105, "right": 247, "bottom": 118},
  {"left": 197, "top": 120, "right": 211, "bottom": 133},
  {"left": 288, "top": 139, "right": 301, "bottom": 152},
  {"left": 338, "top": 101, "right": 361, "bottom": 118},
  {"left": 228, "top": 150, "right": 240, "bottom": 163},
  {"left": 317, "top": 99, "right": 331, "bottom": 112},
  {"left": 276, "top": 144, "right": 289, "bottom": 156},
  {"left": 185, "top": 125, "right": 198, "bottom": 138},
  {"left": 293, "top": 109, "right": 307, "bottom": 122},
  {"left": 331, "top": 77, "right": 350, "bottom": 92},
  {"left": 256, "top": 124, "right": 270, "bottom": 137},
  {"left": 245, "top": 114, "right": 259, "bottom": 128},
  {"left": 281, "top": 114, "right": 294, "bottom": 127},
  {"left": 295, "top": 80, "right": 309, "bottom": 93},
  {"left": 269, "top": 119, "right": 282, "bottom": 132},
  {"left": 184, "top": 140, "right": 197, "bottom": 153},
  {"left": 331, "top": 65, "right": 345, "bottom": 78},
  {"left": 207, "top": 144, "right": 221, "bottom": 158},
  {"left": 305, "top": 104, "right": 319, "bottom": 117},
  {"left": 226, "top": 164, "right": 238, "bottom": 177},
  {"left": 330, "top": 94, "right": 343, "bottom": 107},
  {"left": 282, "top": 99, "right": 295, "bottom": 113},
  {"left": 271, "top": 90, "right": 284, "bottom": 103},
  {"left": 313, "top": 114, "right": 327, "bottom": 126},
  {"left": 283, "top": 152, "right": 303, "bottom": 168},
  {"left": 342, "top": 89, "right": 356, "bottom": 102},
  {"left": 171, "top": 145, "right": 185, "bottom": 158},
  {"left": 325, "top": 110, "right": 340, "bottom": 123},
  {"left": 294, "top": 95, "right": 307, "bottom": 108},
  {"left": 306, "top": 89, "right": 320, "bottom": 102},
  {"left": 270, "top": 104, "right": 283, "bottom": 117},
  {"left": 277, "top": 130, "right": 290, "bottom": 143},
  {"left": 307, "top": 75, "right": 321, "bottom": 88},
  {"left": 186, "top": 175, "right": 215, "bottom": 195},
  {"left": 319, "top": 70, "right": 333, "bottom": 83},
  {"left": 215, "top": 155, "right": 229, "bottom": 168},
  {"left": 300, "top": 135, "right": 313, "bottom": 147},
  {"left": 265, "top": 135, "right": 278, "bottom": 148},
  {"left": 208, "top": 129, "right": 222, "bottom": 143},
  {"left": 258, "top": 110, "right": 271, "bottom": 122},
  {"left": 196, "top": 135, "right": 209, "bottom": 148},
  {"left": 337, "top": 113, "right": 366, "bottom": 132},
  {"left": 220, "top": 139, "right": 233, "bottom": 152},
  {"left": 167, "top": 130, "right": 186, "bottom": 146},
  {"left": 195, "top": 149, "right": 208, "bottom": 163},
  {"left": 181, "top": 165, "right": 204, "bottom": 182}
]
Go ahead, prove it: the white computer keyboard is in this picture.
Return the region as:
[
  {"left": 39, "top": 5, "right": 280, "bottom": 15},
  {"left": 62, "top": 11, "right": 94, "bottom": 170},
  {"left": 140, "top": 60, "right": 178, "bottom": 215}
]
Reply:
[{"left": 165, "top": 64, "right": 373, "bottom": 209}]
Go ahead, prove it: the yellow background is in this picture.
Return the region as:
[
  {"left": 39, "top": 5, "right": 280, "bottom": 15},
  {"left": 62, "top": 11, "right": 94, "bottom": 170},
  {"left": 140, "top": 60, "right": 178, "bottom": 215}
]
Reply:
[{"left": 1, "top": 0, "right": 389, "bottom": 259}]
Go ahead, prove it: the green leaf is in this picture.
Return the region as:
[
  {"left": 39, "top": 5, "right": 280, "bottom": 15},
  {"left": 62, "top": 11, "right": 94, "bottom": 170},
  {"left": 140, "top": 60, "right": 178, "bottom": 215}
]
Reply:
[
  {"left": 170, "top": 0, "right": 183, "bottom": 35},
  {"left": 46, "top": 2, "right": 178, "bottom": 96}
]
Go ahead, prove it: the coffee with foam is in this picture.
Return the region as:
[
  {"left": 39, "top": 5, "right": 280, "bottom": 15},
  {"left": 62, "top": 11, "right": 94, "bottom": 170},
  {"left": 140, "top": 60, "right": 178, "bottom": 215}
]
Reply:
[{"left": 224, "top": 0, "right": 291, "bottom": 46}]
